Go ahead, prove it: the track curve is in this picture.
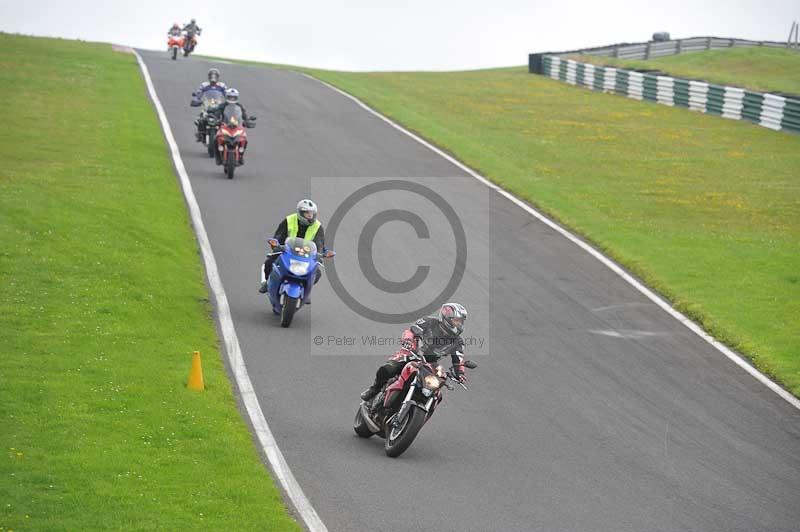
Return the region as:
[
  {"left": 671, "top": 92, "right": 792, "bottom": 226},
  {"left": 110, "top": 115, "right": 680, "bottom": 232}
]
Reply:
[{"left": 138, "top": 50, "right": 800, "bottom": 532}]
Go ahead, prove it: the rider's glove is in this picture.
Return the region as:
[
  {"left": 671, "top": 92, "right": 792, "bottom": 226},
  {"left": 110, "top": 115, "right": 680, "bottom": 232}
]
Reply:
[
  {"left": 267, "top": 238, "right": 279, "bottom": 250},
  {"left": 455, "top": 372, "right": 466, "bottom": 384}
]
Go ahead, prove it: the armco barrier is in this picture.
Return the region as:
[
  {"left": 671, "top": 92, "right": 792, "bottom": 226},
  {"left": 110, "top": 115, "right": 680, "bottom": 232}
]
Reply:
[
  {"left": 539, "top": 56, "right": 800, "bottom": 134},
  {"left": 530, "top": 36, "right": 793, "bottom": 65}
]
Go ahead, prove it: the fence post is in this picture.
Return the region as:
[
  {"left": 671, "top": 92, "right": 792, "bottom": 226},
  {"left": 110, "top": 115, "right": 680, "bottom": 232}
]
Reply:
[
  {"left": 645, "top": 42, "right": 651, "bottom": 59},
  {"left": 728, "top": 38, "right": 734, "bottom": 47},
  {"left": 613, "top": 45, "right": 619, "bottom": 58},
  {"left": 788, "top": 22, "right": 797, "bottom": 49},
  {"left": 707, "top": 36, "right": 712, "bottom": 49},
  {"left": 796, "top": 21, "right": 800, "bottom": 49},
  {"left": 676, "top": 39, "right": 682, "bottom": 55}
]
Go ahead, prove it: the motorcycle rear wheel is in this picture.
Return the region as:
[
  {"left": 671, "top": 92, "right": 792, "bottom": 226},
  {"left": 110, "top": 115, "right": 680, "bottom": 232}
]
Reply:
[
  {"left": 353, "top": 406, "right": 374, "bottom": 438},
  {"left": 280, "top": 296, "right": 298, "bottom": 327},
  {"left": 384, "top": 407, "right": 425, "bottom": 457}
]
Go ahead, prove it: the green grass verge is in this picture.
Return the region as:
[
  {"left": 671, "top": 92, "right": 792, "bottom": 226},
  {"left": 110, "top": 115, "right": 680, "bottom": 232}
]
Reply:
[
  {"left": 0, "top": 33, "right": 300, "bottom": 531},
  {"left": 205, "top": 54, "right": 800, "bottom": 396},
  {"left": 568, "top": 47, "right": 800, "bottom": 95}
]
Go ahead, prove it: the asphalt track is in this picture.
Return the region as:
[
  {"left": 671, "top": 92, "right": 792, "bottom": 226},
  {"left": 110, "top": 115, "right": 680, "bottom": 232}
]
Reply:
[{"left": 139, "top": 50, "right": 800, "bottom": 532}]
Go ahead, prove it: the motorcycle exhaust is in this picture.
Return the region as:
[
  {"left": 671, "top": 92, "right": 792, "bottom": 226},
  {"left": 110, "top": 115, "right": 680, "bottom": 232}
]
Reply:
[{"left": 359, "top": 403, "right": 381, "bottom": 433}]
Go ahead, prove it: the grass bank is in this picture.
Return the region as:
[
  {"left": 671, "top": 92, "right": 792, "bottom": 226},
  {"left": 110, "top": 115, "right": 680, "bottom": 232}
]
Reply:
[
  {"left": 568, "top": 47, "right": 800, "bottom": 95},
  {"left": 206, "top": 52, "right": 800, "bottom": 396},
  {"left": 0, "top": 33, "right": 300, "bottom": 530}
]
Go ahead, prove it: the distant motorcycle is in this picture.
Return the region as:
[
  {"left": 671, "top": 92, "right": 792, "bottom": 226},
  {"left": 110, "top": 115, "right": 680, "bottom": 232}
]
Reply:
[
  {"left": 194, "top": 88, "right": 226, "bottom": 156},
  {"left": 182, "top": 30, "right": 200, "bottom": 57},
  {"left": 211, "top": 106, "right": 256, "bottom": 179},
  {"left": 167, "top": 32, "right": 184, "bottom": 60},
  {"left": 354, "top": 351, "right": 477, "bottom": 457},
  {"left": 261, "top": 237, "right": 334, "bottom": 327}
]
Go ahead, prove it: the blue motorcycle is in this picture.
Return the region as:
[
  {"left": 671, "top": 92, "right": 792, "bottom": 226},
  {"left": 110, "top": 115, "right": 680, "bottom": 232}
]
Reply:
[{"left": 262, "top": 236, "right": 334, "bottom": 327}]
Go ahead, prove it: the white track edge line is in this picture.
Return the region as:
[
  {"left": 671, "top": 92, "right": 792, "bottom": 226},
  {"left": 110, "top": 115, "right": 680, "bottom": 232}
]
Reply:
[
  {"left": 134, "top": 51, "right": 328, "bottom": 532},
  {"left": 301, "top": 73, "right": 800, "bottom": 412}
]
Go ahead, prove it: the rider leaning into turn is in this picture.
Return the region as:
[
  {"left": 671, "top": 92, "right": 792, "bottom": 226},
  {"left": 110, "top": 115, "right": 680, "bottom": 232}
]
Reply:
[
  {"left": 259, "top": 199, "right": 326, "bottom": 296},
  {"left": 360, "top": 303, "right": 469, "bottom": 401},
  {"left": 167, "top": 22, "right": 181, "bottom": 36}
]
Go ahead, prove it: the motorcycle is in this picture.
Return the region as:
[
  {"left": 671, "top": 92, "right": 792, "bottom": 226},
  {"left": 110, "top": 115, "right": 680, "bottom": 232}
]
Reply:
[
  {"left": 211, "top": 106, "right": 256, "bottom": 179},
  {"left": 182, "top": 30, "right": 200, "bottom": 56},
  {"left": 354, "top": 351, "right": 477, "bottom": 457},
  {"left": 193, "top": 88, "right": 226, "bottom": 156},
  {"left": 261, "top": 237, "right": 335, "bottom": 327},
  {"left": 167, "top": 31, "right": 184, "bottom": 60}
]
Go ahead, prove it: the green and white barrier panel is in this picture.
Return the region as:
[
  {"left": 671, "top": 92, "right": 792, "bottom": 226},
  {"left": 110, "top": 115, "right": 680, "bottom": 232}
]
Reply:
[{"left": 541, "top": 56, "right": 800, "bottom": 134}]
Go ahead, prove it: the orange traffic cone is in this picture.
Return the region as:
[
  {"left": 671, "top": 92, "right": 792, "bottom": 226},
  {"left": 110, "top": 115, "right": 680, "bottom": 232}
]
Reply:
[{"left": 187, "top": 351, "right": 205, "bottom": 391}]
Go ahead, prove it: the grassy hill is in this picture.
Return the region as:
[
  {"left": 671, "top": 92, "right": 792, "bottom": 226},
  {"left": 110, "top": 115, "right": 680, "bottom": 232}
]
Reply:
[
  {"left": 0, "top": 33, "right": 299, "bottom": 531},
  {"left": 568, "top": 47, "right": 800, "bottom": 95}
]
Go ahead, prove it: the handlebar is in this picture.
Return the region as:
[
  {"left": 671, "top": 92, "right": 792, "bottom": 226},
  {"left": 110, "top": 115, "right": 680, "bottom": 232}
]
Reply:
[{"left": 401, "top": 352, "right": 471, "bottom": 390}]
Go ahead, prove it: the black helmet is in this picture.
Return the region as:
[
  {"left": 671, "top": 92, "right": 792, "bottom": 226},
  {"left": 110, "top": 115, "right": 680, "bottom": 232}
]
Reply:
[
  {"left": 439, "top": 303, "right": 467, "bottom": 336},
  {"left": 208, "top": 68, "right": 220, "bottom": 84},
  {"left": 191, "top": 18, "right": 196, "bottom": 24},
  {"left": 296, "top": 199, "right": 318, "bottom": 227}
]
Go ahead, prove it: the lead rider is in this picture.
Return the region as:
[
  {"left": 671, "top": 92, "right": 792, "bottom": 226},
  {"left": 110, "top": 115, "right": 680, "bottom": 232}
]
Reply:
[{"left": 360, "top": 303, "right": 469, "bottom": 401}]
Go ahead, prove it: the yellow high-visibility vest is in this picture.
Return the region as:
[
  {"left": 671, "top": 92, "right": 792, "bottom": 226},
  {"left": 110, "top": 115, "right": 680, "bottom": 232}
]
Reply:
[{"left": 286, "top": 213, "right": 320, "bottom": 242}]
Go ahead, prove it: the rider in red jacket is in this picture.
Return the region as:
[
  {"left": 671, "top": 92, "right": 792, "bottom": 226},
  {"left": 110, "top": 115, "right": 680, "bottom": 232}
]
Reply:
[{"left": 360, "top": 303, "right": 468, "bottom": 401}]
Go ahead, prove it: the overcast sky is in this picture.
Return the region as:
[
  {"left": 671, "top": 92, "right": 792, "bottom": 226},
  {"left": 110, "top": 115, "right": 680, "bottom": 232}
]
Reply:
[{"left": 1, "top": 0, "right": 798, "bottom": 70}]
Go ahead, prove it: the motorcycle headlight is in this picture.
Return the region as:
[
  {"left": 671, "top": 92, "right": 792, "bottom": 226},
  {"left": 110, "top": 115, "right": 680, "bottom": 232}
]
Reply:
[
  {"left": 423, "top": 375, "right": 441, "bottom": 391},
  {"left": 289, "top": 260, "right": 310, "bottom": 276}
]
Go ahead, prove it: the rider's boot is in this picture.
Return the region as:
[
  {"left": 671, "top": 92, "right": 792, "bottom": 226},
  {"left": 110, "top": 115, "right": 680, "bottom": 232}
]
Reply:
[
  {"left": 360, "top": 376, "right": 384, "bottom": 401},
  {"left": 360, "top": 385, "right": 379, "bottom": 402}
]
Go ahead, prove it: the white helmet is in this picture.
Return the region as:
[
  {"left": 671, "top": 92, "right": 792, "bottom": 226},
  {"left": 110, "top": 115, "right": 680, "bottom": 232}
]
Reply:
[
  {"left": 225, "top": 88, "right": 239, "bottom": 104},
  {"left": 297, "top": 199, "right": 318, "bottom": 226}
]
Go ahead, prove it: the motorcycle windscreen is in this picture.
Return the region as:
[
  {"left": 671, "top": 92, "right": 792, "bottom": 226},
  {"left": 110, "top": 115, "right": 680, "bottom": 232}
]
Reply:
[
  {"left": 222, "top": 105, "right": 244, "bottom": 127},
  {"left": 202, "top": 89, "right": 225, "bottom": 109},
  {"left": 283, "top": 237, "right": 318, "bottom": 260}
]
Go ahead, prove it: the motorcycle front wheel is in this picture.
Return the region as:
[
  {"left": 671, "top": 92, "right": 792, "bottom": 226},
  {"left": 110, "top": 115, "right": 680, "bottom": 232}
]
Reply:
[
  {"left": 225, "top": 153, "right": 235, "bottom": 179},
  {"left": 280, "top": 295, "right": 298, "bottom": 327},
  {"left": 172, "top": 47, "right": 177, "bottom": 60},
  {"left": 384, "top": 407, "right": 425, "bottom": 457}
]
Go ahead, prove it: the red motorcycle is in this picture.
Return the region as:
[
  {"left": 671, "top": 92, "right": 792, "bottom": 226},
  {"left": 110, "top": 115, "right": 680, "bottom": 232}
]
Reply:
[
  {"left": 354, "top": 341, "right": 477, "bottom": 457},
  {"left": 167, "top": 32, "right": 184, "bottom": 60},
  {"left": 211, "top": 107, "right": 256, "bottom": 179}
]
